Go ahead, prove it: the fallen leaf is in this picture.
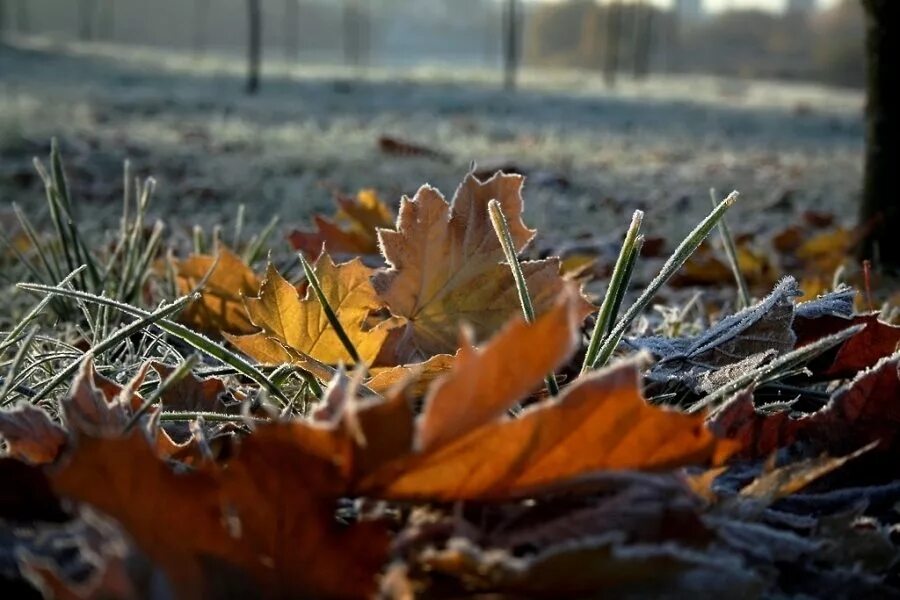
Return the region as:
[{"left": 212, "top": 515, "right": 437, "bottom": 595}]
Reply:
[
  {"left": 378, "top": 135, "right": 448, "bottom": 160},
  {"left": 49, "top": 427, "right": 388, "bottom": 599},
  {"left": 229, "top": 255, "right": 389, "bottom": 366},
  {"left": 174, "top": 248, "right": 261, "bottom": 335},
  {"left": 373, "top": 171, "right": 592, "bottom": 361},
  {"left": 0, "top": 404, "right": 67, "bottom": 465},
  {"left": 288, "top": 189, "right": 394, "bottom": 259}
]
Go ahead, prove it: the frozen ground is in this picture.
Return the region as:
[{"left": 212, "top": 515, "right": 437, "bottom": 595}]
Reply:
[{"left": 0, "top": 36, "right": 864, "bottom": 252}]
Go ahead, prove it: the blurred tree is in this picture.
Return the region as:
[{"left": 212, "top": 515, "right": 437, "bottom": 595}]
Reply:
[
  {"left": 603, "top": 1, "right": 622, "bottom": 86},
  {"left": 13, "top": 0, "right": 28, "bottom": 33},
  {"left": 78, "top": 0, "right": 97, "bottom": 40},
  {"left": 859, "top": 0, "right": 898, "bottom": 266},
  {"left": 503, "top": 0, "right": 520, "bottom": 90},
  {"left": 192, "top": 0, "right": 211, "bottom": 56},
  {"left": 247, "top": 0, "right": 262, "bottom": 94},
  {"left": 811, "top": 0, "right": 864, "bottom": 87},
  {"left": 343, "top": 0, "right": 369, "bottom": 68},
  {"left": 97, "top": 0, "right": 115, "bottom": 40},
  {"left": 284, "top": 0, "right": 300, "bottom": 61},
  {"left": 631, "top": 0, "right": 653, "bottom": 79}
]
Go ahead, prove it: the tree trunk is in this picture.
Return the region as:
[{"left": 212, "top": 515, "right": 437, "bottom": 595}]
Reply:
[
  {"left": 343, "top": 0, "right": 369, "bottom": 68},
  {"left": 603, "top": 2, "right": 622, "bottom": 87},
  {"left": 78, "top": 0, "right": 96, "bottom": 41},
  {"left": 98, "top": 0, "right": 114, "bottom": 40},
  {"left": 192, "top": 0, "right": 211, "bottom": 56},
  {"left": 284, "top": 0, "right": 299, "bottom": 61},
  {"left": 631, "top": 2, "right": 652, "bottom": 79},
  {"left": 246, "top": 0, "right": 262, "bottom": 94},
  {"left": 502, "top": 0, "right": 519, "bottom": 91},
  {"left": 859, "top": 0, "right": 899, "bottom": 267},
  {"left": 14, "top": 0, "right": 28, "bottom": 33}
]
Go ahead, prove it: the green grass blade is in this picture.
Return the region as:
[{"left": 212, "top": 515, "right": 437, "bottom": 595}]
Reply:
[
  {"left": 711, "top": 188, "right": 751, "bottom": 309},
  {"left": 488, "top": 199, "right": 559, "bottom": 396},
  {"left": 589, "top": 191, "right": 739, "bottom": 370},
  {"left": 298, "top": 252, "right": 363, "bottom": 367},
  {"left": 0, "top": 326, "right": 39, "bottom": 406},
  {"left": 17, "top": 282, "right": 289, "bottom": 406},
  {"left": 582, "top": 210, "right": 643, "bottom": 374}
]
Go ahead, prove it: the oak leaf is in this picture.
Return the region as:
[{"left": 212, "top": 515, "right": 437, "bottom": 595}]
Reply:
[
  {"left": 373, "top": 171, "right": 592, "bottom": 361},
  {"left": 174, "top": 248, "right": 261, "bottom": 335},
  {"left": 229, "top": 255, "right": 388, "bottom": 366}
]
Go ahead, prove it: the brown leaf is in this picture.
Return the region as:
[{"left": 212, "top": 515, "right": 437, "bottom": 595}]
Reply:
[
  {"left": 174, "top": 248, "right": 261, "bottom": 335},
  {"left": 373, "top": 171, "right": 592, "bottom": 361},
  {"left": 378, "top": 135, "right": 448, "bottom": 160},
  {"left": 288, "top": 189, "right": 394, "bottom": 259},
  {"left": 0, "top": 404, "right": 67, "bottom": 465},
  {"left": 709, "top": 354, "right": 900, "bottom": 459},
  {"left": 49, "top": 427, "right": 388, "bottom": 599},
  {"left": 359, "top": 359, "right": 736, "bottom": 501},
  {"left": 794, "top": 312, "right": 900, "bottom": 378}
]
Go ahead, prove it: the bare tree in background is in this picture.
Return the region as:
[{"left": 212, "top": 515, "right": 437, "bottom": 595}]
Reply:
[
  {"left": 631, "top": 1, "right": 653, "bottom": 79},
  {"left": 246, "top": 0, "right": 262, "bottom": 94},
  {"left": 603, "top": 2, "right": 623, "bottom": 86},
  {"left": 343, "top": 0, "right": 370, "bottom": 68},
  {"left": 284, "top": 0, "right": 300, "bottom": 61},
  {"left": 97, "top": 0, "right": 115, "bottom": 40},
  {"left": 859, "top": 0, "right": 899, "bottom": 266},
  {"left": 78, "top": 0, "right": 97, "bottom": 41},
  {"left": 192, "top": 0, "right": 211, "bottom": 56},
  {"left": 13, "top": 0, "right": 28, "bottom": 33},
  {"left": 503, "top": 0, "right": 520, "bottom": 90}
]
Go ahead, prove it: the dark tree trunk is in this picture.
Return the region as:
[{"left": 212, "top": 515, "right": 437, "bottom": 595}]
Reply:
[
  {"left": 78, "top": 0, "right": 96, "bottom": 41},
  {"left": 284, "top": 0, "right": 299, "bottom": 61},
  {"left": 14, "top": 0, "right": 28, "bottom": 33},
  {"left": 98, "top": 0, "right": 114, "bottom": 40},
  {"left": 859, "top": 0, "right": 899, "bottom": 267},
  {"left": 246, "top": 0, "right": 262, "bottom": 94},
  {"left": 343, "top": 0, "right": 369, "bottom": 68},
  {"left": 192, "top": 0, "right": 211, "bottom": 56},
  {"left": 603, "top": 2, "right": 623, "bottom": 87},
  {"left": 502, "top": 0, "right": 519, "bottom": 91},
  {"left": 631, "top": 2, "right": 653, "bottom": 79}
]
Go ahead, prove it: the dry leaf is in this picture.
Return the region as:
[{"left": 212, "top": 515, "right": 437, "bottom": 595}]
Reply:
[
  {"left": 0, "top": 404, "right": 66, "bottom": 465},
  {"left": 174, "top": 248, "right": 261, "bottom": 335},
  {"left": 49, "top": 428, "right": 388, "bottom": 599},
  {"left": 288, "top": 189, "right": 394, "bottom": 259},
  {"left": 229, "top": 255, "right": 389, "bottom": 366},
  {"left": 373, "top": 171, "right": 592, "bottom": 361}
]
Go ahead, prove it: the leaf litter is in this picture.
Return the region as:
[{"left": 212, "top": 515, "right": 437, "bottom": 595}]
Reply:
[{"left": 0, "top": 160, "right": 899, "bottom": 598}]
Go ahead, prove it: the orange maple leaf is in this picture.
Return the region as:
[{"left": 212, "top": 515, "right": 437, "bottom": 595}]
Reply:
[{"left": 373, "top": 171, "right": 593, "bottom": 362}]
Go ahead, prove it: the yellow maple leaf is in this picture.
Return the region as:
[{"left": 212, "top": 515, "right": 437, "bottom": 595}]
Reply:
[
  {"left": 373, "top": 172, "right": 593, "bottom": 362},
  {"left": 174, "top": 248, "right": 261, "bottom": 335},
  {"left": 288, "top": 189, "right": 394, "bottom": 258},
  {"left": 228, "top": 254, "right": 388, "bottom": 366}
]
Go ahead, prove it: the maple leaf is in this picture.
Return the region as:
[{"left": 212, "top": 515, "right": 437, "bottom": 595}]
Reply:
[
  {"left": 174, "top": 248, "right": 261, "bottom": 335},
  {"left": 288, "top": 189, "right": 394, "bottom": 259},
  {"left": 49, "top": 428, "right": 388, "bottom": 599},
  {"left": 373, "top": 171, "right": 592, "bottom": 361},
  {"left": 229, "top": 254, "right": 388, "bottom": 366},
  {"left": 0, "top": 404, "right": 66, "bottom": 465}
]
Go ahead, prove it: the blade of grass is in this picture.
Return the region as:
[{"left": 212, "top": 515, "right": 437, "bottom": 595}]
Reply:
[
  {"left": 710, "top": 188, "right": 751, "bottom": 309},
  {"left": 17, "top": 282, "right": 289, "bottom": 406},
  {"left": 298, "top": 252, "right": 364, "bottom": 368},
  {"left": 589, "top": 191, "right": 739, "bottom": 370},
  {"left": 27, "top": 296, "right": 194, "bottom": 404},
  {"left": 0, "top": 267, "right": 86, "bottom": 356},
  {"left": 488, "top": 199, "right": 559, "bottom": 396},
  {"left": 582, "top": 210, "right": 643, "bottom": 374},
  {"left": 0, "top": 326, "right": 39, "bottom": 406},
  {"left": 606, "top": 236, "right": 644, "bottom": 335}
]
